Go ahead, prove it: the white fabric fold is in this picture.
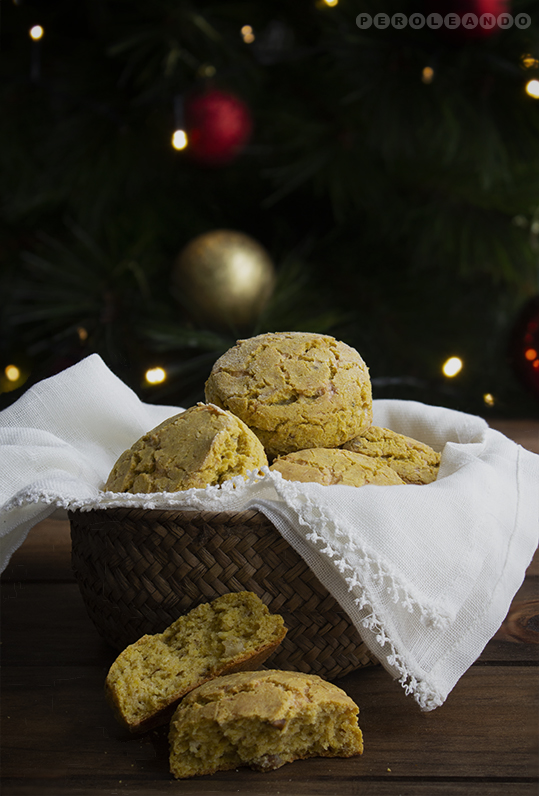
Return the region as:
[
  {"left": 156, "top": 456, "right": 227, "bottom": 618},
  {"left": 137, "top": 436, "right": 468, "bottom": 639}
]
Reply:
[{"left": 1, "top": 354, "right": 538, "bottom": 711}]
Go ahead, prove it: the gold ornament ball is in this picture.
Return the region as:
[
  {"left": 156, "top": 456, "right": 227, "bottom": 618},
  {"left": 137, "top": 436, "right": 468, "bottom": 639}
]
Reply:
[{"left": 172, "top": 230, "right": 276, "bottom": 330}]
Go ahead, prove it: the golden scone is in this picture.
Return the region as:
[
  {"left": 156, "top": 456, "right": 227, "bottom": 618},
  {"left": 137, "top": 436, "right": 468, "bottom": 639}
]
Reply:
[
  {"left": 105, "top": 402, "right": 267, "bottom": 493},
  {"left": 343, "top": 426, "right": 440, "bottom": 485},
  {"left": 105, "top": 592, "right": 287, "bottom": 733},
  {"left": 269, "top": 447, "right": 405, "bottom": 487},
  {"left": 204, "top": 331, "right": 372, "bottom": 460},
  {"left": 169, "top": 669, "right": 363, "bottom": 779}
]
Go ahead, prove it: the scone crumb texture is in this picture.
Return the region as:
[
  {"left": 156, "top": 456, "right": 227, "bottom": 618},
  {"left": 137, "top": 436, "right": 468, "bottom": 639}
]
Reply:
[
  {"left": 169, "top": 669, "right": 363, "bottom": 779},
  {"left": 105, "top": 402, "right": 268, "bottom": 493},
  {"left": 343, "top": 426, "right": 440, "bottom": 485},
  {"left": 204, "top": 332, "right": 372, "bottom": 459},
  {"left": 270, "top": 447, "right": 405, "bottom": 487},
  {"left": 105, "top": 592, "right": 286, "bottom": 733}
]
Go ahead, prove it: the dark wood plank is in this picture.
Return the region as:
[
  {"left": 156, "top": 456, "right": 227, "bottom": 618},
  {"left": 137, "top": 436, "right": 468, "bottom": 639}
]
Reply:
[
  {"left": 2, "top": 517, "right": 74, "bottom": 582},
  {"left": 487, "top": 419, "right": 539, "bottom": 454},
  {"left": 2, "top": 779, "right": 538, "bottom": 796},
  {"left": 0, "top": 583, "right": 113, "bottom": 667},
  {"left": 337, "top": 665, "right": 539, "bottom": 780},
  {"left": 1, "top": 664, "right": 537, "bottom": 789},
  {"left": 481, "top": 577, "right": 539, "bottom": 660}
]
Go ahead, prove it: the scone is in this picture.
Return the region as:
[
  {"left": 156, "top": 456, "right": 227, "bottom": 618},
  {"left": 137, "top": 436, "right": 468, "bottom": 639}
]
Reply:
[
  {"left": 105, "top": 592, "right": 287, "bottom": 733},
  {"left": 343, "top": 426, "right": 440, "bottom": 485},
  {"left": 105, "top": 402, "right": 268, "bottom": 493},
  {"left": 204, "top": 331, "right": 372, "bottom": 460},
  {"left": 269, "top": 447, "right": 405, "bottom": 487},
  {"left": 169, "top": 669, "right": 364, "bottom": 779}
]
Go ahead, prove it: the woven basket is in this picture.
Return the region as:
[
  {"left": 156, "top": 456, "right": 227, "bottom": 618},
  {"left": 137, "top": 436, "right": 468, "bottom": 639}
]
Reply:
[{"left": 69, "top": 506, "right": 377, "bottom": 681}]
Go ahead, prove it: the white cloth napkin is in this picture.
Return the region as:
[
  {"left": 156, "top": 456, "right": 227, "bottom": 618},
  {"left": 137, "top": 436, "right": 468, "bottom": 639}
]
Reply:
[{"left": 1, "top": 354, "right": 538, "bottom": 711}]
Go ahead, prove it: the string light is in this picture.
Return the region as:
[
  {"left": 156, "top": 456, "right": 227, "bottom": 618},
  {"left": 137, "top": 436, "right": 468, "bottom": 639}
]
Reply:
[
  {"left": 422, "top": 66, "right": 434, "bottom": 84},
  {"left": 4, "top": 365, "right": 21, "bottom": 382},
  {"left": 145, "top": 367, "right": 167, "bottom": 385},
  {"left": 442, "top": 356, "right": 463, "bottom": 378},
  {"left": 483, "top": 393, "right": 495, "bottom": 407},
  {"left": 172, "top": 129, "right": 188, "bottom": 150},
  {"left": 525, "top": 347, "right": 538, "bottom": 361},
  {"left": 77, "top": 326, "right": 88, "bottom": 342},
  {"left": 29, "top": 25, "right": 44, "bottom": 40},
  {"left": 521, "top": 54, "right": 539, "bottom": 69},
  {"left": 322, "top": 0, "right": 339, "bottom": 6},
  {"left": 525, "top": 79, "right": 539, "bottom": 99},
  {"left": 241, "top": 25, "right": 255, "bottom": 44}
]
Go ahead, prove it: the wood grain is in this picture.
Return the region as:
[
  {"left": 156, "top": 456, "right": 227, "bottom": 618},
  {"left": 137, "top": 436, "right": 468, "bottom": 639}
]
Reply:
[
  {"left": 2, "top": 518, "right": 73, "bottom": 582},
  {"left": 3, "top": 780, "right": 537, "bottom": 796},
  {"left": 493, "top": 600, "right": 539, "bottom": 644},
  {"left": 1, "top": 665, "right": 537, "bottom": 785},
  {"left": 487, "top": 419, "right": 539, "bottom": 454}
]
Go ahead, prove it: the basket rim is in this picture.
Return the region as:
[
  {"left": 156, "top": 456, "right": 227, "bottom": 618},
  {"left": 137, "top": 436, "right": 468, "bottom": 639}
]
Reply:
[{"left": 67, "top": 506, "right": 266, "bottom": 522}]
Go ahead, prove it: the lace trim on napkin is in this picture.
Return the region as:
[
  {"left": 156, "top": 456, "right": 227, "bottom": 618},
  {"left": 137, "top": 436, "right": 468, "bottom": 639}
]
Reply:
[
  {"left": 267, "top": 475, "right": 451, "bottom": 711},
  {"left": 270, "top": 474, "right": 453, "bottom": 631}
]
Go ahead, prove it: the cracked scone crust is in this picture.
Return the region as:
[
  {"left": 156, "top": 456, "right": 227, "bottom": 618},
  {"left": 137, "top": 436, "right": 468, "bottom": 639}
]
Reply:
[
  {"left": 204, "top": 332, "right": 372, "bottom": 460},
  {"left": 269, "top": 447, "right": 405, "bottom": 487},
  {"left": 105, "top": 403, "right": 268, "bottom": 493},
  {"left": 169, "top": 669, "right": 363, "bottom": 779},
  {"left": 343, "top": 426, "right": 440, "bottom": 485},
  {"left": 105, "top": 592, "right": 287, "bottom": 733}
]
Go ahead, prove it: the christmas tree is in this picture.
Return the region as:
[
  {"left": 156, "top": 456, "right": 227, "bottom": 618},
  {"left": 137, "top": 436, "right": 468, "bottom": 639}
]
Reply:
[{"left": 1, "top": 0, "right": 538, "bottom": 416}]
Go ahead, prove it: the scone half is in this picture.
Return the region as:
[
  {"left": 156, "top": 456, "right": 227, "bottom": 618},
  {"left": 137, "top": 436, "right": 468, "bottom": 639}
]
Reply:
[
  {"left": 169, "top": 669, "right": 364, "bottom": 779},
  {"left": 105, "top": 591, "right": 287, "bottom": 733}
]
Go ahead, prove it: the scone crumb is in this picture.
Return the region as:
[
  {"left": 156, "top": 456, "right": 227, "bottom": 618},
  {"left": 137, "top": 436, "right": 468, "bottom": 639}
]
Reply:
[
  {"left": 169, "top": 669, "right": 363, "bottom": 779},
  {"left": 105, "top": 592, "right": 286, "bottom": 733}
]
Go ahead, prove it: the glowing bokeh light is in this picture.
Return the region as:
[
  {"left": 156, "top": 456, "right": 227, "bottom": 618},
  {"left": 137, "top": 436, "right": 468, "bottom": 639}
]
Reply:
[
  {"left": 145, "top": 367, "right": 167, "bottom": 385},
  {"left": 442, "top": 356, "right": 463, "bottom": 378},
  {"left": 5, "top": 365, "right": 21, "bottom": 382},
  {"left": 521, "top": 54, "right": 539, "bottom": 69},
  {"left": 241, "top": 25, "right": 255, "bottom": 43},
  {"left": 172, "top": 130, "right": 188, "bottom": 150},
  {"left": 422, "top": 66, "right": 434, "bottom": 84}
]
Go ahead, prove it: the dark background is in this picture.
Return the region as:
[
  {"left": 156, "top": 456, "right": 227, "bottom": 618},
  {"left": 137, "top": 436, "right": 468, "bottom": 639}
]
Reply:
[{"left": 1, "top": 0, "right": 538, "bottom": 416}]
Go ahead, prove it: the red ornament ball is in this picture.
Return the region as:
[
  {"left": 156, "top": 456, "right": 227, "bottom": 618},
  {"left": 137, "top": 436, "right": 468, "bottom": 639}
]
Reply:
[
  {"left": 509, "top": 297, "right": 539, "bottom": 400},
  {"left": 430, "top": 0, "right": 511, "bottom": 40},
  {"left": 184, "top": 89, "right": 253, "bottom": 167}
]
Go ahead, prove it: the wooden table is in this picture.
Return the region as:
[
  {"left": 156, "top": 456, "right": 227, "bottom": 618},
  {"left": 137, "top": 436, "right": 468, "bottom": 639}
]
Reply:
[{"left": 2, "top": 420, "right": 538, "bottom": 796}]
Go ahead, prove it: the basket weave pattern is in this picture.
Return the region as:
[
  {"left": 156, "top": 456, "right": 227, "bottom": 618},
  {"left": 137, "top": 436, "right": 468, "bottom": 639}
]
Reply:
[{"left": 69, "top": 507, "right": 377, "bottom": 681}]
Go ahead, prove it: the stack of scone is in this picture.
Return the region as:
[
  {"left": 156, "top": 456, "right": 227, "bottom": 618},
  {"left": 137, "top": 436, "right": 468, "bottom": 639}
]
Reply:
[
  {"left": 105, "top": 331, "right": 440, "bottom": 494},
  {"left": 205, "top": 331, "right": 440, "bottom": 489},
  {"left": 102, "top": 331, "right": 440, "bottom": 779}
]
